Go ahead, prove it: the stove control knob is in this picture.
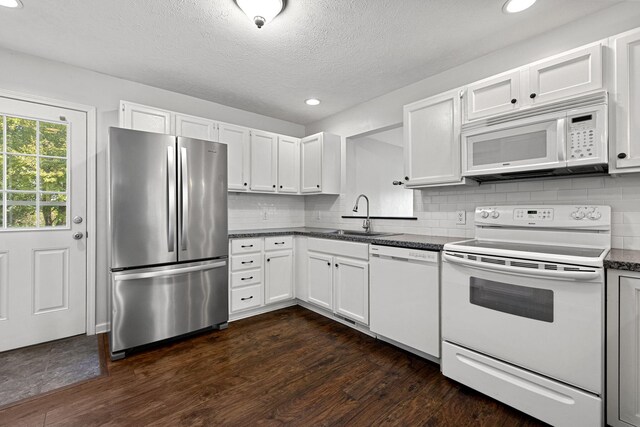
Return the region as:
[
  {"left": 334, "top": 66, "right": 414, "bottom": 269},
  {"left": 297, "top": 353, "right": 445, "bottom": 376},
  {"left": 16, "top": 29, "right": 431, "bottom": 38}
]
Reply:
[
  {"left": 491, "top": 211, "right": 500, "bottom": 219},
  {"left": 587, "top": 210, "right": 602, "bottom": 220},
  {"left": 480, "top": 211, "right": 490, "bottom": 219},
  {"left": 571, "top": 210, "right": 585, "bottom": 220}
]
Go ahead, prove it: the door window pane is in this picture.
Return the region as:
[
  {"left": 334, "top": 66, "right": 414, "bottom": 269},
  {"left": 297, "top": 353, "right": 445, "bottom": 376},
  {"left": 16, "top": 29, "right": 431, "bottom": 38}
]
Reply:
[
  {"left": 1, "top": 115, "right": 69, "bottom": 229},
  {"left": 6, "top": 192, "right": 37, "bottom": 228},
  {"left": 6, "top": 117, "right": 37, "bottom": 155},
  {"left": 6, "top": 155, "right": 37, "bottom": 191}
]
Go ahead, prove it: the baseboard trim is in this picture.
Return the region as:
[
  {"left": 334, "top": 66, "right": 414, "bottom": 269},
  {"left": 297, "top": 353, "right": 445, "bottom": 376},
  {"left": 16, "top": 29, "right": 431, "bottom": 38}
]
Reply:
[
  {"left": 95, "top": 322, "right": 110, "bottom": 334},
  {"left": 229, "top": 300, "right": 298, "bottom": 322}
]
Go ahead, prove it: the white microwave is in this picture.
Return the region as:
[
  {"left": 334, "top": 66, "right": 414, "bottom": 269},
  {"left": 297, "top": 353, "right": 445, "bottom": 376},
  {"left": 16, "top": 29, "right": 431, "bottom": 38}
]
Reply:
[{"left": 461, "top": 102, "right": 607, "bottom": 180}]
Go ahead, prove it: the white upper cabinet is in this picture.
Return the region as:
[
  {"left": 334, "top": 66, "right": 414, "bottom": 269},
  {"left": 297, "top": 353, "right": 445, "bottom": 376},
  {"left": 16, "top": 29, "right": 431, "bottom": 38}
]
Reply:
[
  {"left": 527, "top": 44, "right": 603, "bottom": 105},
  {"left": 277, "top": 135, "right": 300, "bottom": 193},
  {"left": 219, "top": 122, "right": 250, "bottom": 191},
  {"left": 120, "top": 101, "right": 172, "bottom": 134},
  {"left": 404, "top": 89, "right": 463, "bottom": 187},
  {"left": 611, "top": 28, "right": 640, "bottom": 173},
  {"left": 300, "top": 132, "right": 341, "bottom": 194},
  {"left": 174, "top": 114, "right": 218, "bottom": 141},
  {"left": 250, "top": 130, "right": 278, "bottom": 192},
  {"left": 465, "top": 70, "right": 521, "bottom": 121}
]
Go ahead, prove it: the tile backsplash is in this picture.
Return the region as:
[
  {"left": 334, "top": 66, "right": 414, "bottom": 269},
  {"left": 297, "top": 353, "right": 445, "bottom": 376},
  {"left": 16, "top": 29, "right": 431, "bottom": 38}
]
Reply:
[
  {"left": 229, "top": 193, "right": 306, "bottom": 230},
  {"left": 303, "top": 174, "right": 640, "bottom": 250}
]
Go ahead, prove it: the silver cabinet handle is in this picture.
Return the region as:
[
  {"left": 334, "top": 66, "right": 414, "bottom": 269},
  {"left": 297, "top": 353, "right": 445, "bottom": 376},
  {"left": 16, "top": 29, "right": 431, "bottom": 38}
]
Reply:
[
  {"left": 167, "top": 145, "right": 176, "bottom": 253},
  {"left": 180, "top": 146, "right": 189, "bottom": 251}
]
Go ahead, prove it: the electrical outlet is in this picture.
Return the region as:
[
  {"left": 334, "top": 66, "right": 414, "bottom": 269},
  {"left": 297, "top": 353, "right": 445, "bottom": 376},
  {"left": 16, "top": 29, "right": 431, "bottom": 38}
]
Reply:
[
  {"left": 316, "top": 211, "right": 321, "bottom": 220},
  {"left": 456, "top": 210, "right": 466, "bottom": 225},
  {"left": 262, "top": 209, "right": 268, "bottom": 220}
]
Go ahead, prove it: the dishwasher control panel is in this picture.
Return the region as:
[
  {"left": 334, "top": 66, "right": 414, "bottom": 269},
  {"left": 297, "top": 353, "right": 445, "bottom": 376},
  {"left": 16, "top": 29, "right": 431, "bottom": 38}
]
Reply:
[{"left": 370, "top": 245, "right": 439, "bottom": 263}]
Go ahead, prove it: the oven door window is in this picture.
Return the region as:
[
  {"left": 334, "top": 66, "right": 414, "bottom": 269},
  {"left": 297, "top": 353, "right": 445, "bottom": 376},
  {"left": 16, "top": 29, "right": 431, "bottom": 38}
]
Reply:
[{"left": 470, "top": 277, "right": 554, "bottom": 323}]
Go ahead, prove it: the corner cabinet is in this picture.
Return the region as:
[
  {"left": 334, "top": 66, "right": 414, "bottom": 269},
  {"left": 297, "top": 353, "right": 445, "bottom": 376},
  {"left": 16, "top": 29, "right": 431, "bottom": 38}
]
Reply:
[
  {"left": 611, "top": 28, "right": 640, "bottom": 173},
  {"left": 403, "top": 89, "right": 464, "bottom": 187},
  {"left": 301, "top": 132, "right": 341, "bottom": 194},
  {"left": 607, "top": 269, "right": 640, "bottom": 427}
]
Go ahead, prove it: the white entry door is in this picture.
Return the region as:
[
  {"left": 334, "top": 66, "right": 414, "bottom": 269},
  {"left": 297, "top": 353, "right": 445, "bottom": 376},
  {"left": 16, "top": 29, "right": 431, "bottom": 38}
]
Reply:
[{"left": 0, "top": 96, "right": 87, "bottom": 352}]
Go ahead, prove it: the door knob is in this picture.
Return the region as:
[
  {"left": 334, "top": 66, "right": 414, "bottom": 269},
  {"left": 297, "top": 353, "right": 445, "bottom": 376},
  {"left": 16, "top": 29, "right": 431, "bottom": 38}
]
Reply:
[
  {"left": 72, "top": 232, "right": 84, "bottom": 240},
  {"left": 73, "top": 215, "right": 83, "bottom": 224}
]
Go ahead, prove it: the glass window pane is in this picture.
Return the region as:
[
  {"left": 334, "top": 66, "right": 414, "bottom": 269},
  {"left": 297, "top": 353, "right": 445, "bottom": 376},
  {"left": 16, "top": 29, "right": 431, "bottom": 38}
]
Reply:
[
  {"left": 6, "top": 117, "right": 37, "bottom": 155},
  {"left": 39, "top": 193, "right": 67, "bottom": 227},
  {"left": 0, "top": 193, "right": 3, "bottom": 228},
  {"left": 6, "top": 154, "right": 36, "bottom": 191},
  {"left": 0, "top": 154, "right": 3, "bottom": 190},
  {"left": 40, "top": 158, "right": 67, "bottom": 192},
  {"left": 40, "top": 122, "right": 68, "bottom": 157},
  {"left": 6, "top": 192, "right": 36, "bottom": 228}
]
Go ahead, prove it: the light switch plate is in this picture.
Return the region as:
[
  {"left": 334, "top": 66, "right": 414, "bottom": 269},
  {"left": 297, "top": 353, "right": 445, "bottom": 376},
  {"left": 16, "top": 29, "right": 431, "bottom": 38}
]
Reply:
[{"left": 456, "top": 210, "right": 466, "bottom": 225}]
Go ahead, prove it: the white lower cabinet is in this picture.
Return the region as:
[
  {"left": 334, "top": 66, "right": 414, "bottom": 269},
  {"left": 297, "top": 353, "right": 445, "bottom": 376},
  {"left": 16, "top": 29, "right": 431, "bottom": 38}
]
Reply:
[
  {"left": 608, "top": 269, "right": 640, "bottom": 427},
  {"left": 305, "top": 239, "right": 370, "bottom": 325},
  {"left": 265, "top": 250, "right": 294, "bottom": 304}
]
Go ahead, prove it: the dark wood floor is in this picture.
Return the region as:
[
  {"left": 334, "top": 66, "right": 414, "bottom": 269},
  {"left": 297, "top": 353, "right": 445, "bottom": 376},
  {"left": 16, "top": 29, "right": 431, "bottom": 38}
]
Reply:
[{"left": 0, "top": 306, "right": 547, "bottom": 426}]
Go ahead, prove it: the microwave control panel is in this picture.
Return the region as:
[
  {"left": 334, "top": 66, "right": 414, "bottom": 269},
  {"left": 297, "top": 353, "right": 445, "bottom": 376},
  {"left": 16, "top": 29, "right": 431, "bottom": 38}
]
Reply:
[{"left": 568, "top": 113, "right": 598, "bottom": 160}]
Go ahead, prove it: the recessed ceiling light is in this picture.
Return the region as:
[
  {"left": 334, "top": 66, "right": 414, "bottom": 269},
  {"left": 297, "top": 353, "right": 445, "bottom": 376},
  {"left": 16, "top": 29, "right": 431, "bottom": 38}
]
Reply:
[
  {"left": 0, "top": 0, "right": 23, "bottom": 8},
  {"left": 502, "top": 0, "right": 536, "bottom": 14},
  {"left": 305, "top": 98, "right": 321, "bottom": 106}
]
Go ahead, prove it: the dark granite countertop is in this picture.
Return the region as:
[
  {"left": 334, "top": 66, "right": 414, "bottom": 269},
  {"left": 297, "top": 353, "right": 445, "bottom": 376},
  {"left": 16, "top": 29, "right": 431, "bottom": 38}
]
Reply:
[
  {"left": 228, "top": 227, "right": 460, "bottom": 251},
  {"left": 604, "top": 249, "right": 640, "bottom": 272}
]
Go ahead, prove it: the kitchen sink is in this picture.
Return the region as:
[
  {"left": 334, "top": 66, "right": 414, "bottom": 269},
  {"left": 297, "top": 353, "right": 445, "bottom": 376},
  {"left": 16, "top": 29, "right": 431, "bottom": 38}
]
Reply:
[{"left": 326, "top": 230, "right": 396, "bottom": 237}]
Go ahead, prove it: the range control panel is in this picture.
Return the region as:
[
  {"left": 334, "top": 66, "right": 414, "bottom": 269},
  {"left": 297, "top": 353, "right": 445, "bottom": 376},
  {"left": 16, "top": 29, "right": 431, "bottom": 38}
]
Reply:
[{"left": 475, "top": 206, "right": 611, "bottom": 229}]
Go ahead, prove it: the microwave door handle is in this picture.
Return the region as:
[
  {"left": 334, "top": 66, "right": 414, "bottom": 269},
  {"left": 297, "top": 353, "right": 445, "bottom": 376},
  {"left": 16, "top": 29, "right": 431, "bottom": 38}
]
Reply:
[
  {"left": 557, "top": 118, "right": 567, "bottom": 162},
  {"left": 442, "top": 253, "right": 600, "bottom": 281}
]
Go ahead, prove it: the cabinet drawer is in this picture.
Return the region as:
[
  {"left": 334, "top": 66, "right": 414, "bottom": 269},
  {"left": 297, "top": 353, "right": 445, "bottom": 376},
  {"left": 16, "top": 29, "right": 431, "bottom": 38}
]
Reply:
[
  {"left": 231, "top": 269, "right": 262, "bottom": 288},
  {"left": 265, "top": 236, "right": 293, "bottom": 251},
  {"left": 231, "top": 238, "right": 263, "bottom": 254},
  {"left": 231, "top": 253, "right": 262, "bottom": 271},
  {"left": 231, "top": 285, "right": 263, "bottom": 312}
]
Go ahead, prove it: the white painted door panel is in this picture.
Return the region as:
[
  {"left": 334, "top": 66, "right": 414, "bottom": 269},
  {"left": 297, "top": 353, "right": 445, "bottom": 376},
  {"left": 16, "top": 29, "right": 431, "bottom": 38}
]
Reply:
[
  {"left": 219, "top": 123, "right": 250, "bottom": 191},
  {"left": 277, "top": 136, "right": 300, "bottom": 193},
  {"left": 307, "top": 252, "right": 333, "bottom": 310},
  {"left": 527, "top": 44, "right": 602, "bottom": 106},
  {"left": 301, "top": 134, "right": 322, "bottom": 193},
  {"left": 404, "top": 90, "right": 462, "bottom": 186},
  {"left": 120, "top": 102, "right": 172, "bottom": 134},
  {"left": 265, "top": 251, "right": 293, "bottom": 304},
  {"left": 334, "top": 257, "right": 369, "bottom": 325},
  {"left": 0, "top": 97, "right": 87, "bottom": 352},
  {"left": 620, "top": 276, "right": 640, "bottom": 425},
  {"left": 174, "top": 114, "right": 218, "bottom": 141},
  {"left": 465, "top": 70, "right": 520, "bottom": 121},
  {"left": 250, "top": 130, "right": 278, "bottom": 192}
]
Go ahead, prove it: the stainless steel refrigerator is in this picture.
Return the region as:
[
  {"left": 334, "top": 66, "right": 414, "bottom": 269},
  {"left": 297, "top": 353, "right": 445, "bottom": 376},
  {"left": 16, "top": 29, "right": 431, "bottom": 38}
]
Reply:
[{"left": 108, "top": 127, "right": 228, "bottom": 360}]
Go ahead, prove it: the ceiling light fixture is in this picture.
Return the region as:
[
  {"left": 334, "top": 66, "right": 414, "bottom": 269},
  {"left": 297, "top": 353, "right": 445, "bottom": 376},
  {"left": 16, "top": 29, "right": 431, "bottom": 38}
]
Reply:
[
  {"left": 502, "top": 0, "right": 536, "bottom": 14},
  {"left": 235, "top": 0, "right": 284, "bottom": 29},
  {"left": 0, "top": 0, "right": 23, "bottom": 8},
  {"left": 305, "top": 98, "right": 320, "bottom": 106}
]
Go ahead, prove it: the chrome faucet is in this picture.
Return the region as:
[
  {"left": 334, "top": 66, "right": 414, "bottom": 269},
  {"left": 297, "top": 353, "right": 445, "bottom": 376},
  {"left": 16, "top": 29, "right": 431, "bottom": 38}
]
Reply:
[{"left": 352, "top": 194, "right": 371, "bottom": 233}]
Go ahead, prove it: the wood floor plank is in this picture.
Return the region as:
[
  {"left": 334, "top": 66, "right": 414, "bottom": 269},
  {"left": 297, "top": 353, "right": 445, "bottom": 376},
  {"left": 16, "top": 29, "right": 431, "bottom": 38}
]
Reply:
[{"left": 0, "top": 306, "right": 547, "bottom": 427}]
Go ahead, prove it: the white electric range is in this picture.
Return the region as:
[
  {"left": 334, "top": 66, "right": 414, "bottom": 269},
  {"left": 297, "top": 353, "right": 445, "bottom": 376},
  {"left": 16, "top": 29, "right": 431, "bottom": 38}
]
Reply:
[{"left": 441, "top": 205, "right": 610, "bottom": 427}]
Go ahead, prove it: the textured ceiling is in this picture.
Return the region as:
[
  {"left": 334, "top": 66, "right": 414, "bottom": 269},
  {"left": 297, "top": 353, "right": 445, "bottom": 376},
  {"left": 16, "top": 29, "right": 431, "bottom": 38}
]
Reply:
[{"left": 0, "top": 0, "right": 627, "bottom": 124}]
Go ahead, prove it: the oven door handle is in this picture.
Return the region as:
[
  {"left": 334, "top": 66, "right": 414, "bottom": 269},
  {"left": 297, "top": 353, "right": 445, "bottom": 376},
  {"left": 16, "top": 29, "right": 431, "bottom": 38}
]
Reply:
[{"left": 442, "top": 253, "right": 600, "bottom": 281}]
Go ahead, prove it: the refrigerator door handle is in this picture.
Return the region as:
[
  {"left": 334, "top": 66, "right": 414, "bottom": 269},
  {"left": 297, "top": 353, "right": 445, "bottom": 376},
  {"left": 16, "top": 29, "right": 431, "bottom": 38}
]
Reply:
[
  {"left": 180, "top": 146, "right": 189, "bottom": 251},
  {"left": 167, "top": 145, "right": 176, "bottom": 252},
  {"left": 115, "top": 260, "right": 227, "bottom": 281}
]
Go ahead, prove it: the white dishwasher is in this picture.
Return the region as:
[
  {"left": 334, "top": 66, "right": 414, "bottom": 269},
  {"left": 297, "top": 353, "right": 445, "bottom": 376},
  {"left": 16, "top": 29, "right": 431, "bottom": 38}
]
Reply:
[{"left": 369, "top": 245, "right": 440, "bottom": 358}]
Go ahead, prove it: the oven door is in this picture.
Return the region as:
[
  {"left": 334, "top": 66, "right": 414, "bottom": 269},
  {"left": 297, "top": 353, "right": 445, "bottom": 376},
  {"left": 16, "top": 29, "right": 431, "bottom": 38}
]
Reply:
[
  {"left": 442, "top": 252, "right": 603, "bottom": 394},
  {"left": 462, "top": 112, "right": 566, "bottom": 177}
]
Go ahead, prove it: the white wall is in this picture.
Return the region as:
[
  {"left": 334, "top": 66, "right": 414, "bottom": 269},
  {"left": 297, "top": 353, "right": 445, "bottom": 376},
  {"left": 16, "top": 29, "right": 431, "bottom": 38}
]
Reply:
[
  {"left": 0, "top": 46, "right": 306, "bottom": 331},
  {"left": 304, "top": 3, "right": 640, "bottom": 250}
]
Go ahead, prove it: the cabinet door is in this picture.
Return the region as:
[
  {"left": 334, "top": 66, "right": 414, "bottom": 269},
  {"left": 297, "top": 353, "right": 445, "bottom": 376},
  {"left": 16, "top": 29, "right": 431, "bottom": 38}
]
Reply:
[
  {"left": 250, "top": 130, "right": 278, "bottom": 192},
  {"left": 219, "top": 123, "right": 250, "bottom": 191},
  {"left": 120, "top": 102, "right": 172, "bottom": 134},
  {"left": 265, "top": 251, "right": 293, "bottom": 304},
  {"left": 527, "top": 44, "right": 602, "bottom": 106},
  {"left": 307, "top": 252, "right": 333, "bottom": 310},
  {"left": 174, "top": 114, "right": 218, "bottom": 141},
  {"left": 404, "top": 90, "right": 462, "bottom": 186},
  {"left": 614, "top": 29, "right": 640, "bottom": 171},
  {"left": 620, "top": 276, "right": 640, "bottom": 425},
  {"left": 465, "top": 70, "right": 520, "bottom": 121},
  {"left": 334, "top": 257, "right": 369, "bottom": 325},
  {"left": 301, "top": 134, "right": 323, "bottom": 193},
  {"left": 278, "top": 136, "right": 300, "bottom": 193}
]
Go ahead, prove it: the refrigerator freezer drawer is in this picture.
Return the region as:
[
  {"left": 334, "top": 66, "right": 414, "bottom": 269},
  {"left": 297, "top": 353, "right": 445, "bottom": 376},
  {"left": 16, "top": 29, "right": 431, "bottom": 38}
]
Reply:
[
  {"left": 110, "top": 260, "right": 228, "bottom": 354},
  {"left": 441, "top": 341, "right": 602, "bottom": 427}
]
